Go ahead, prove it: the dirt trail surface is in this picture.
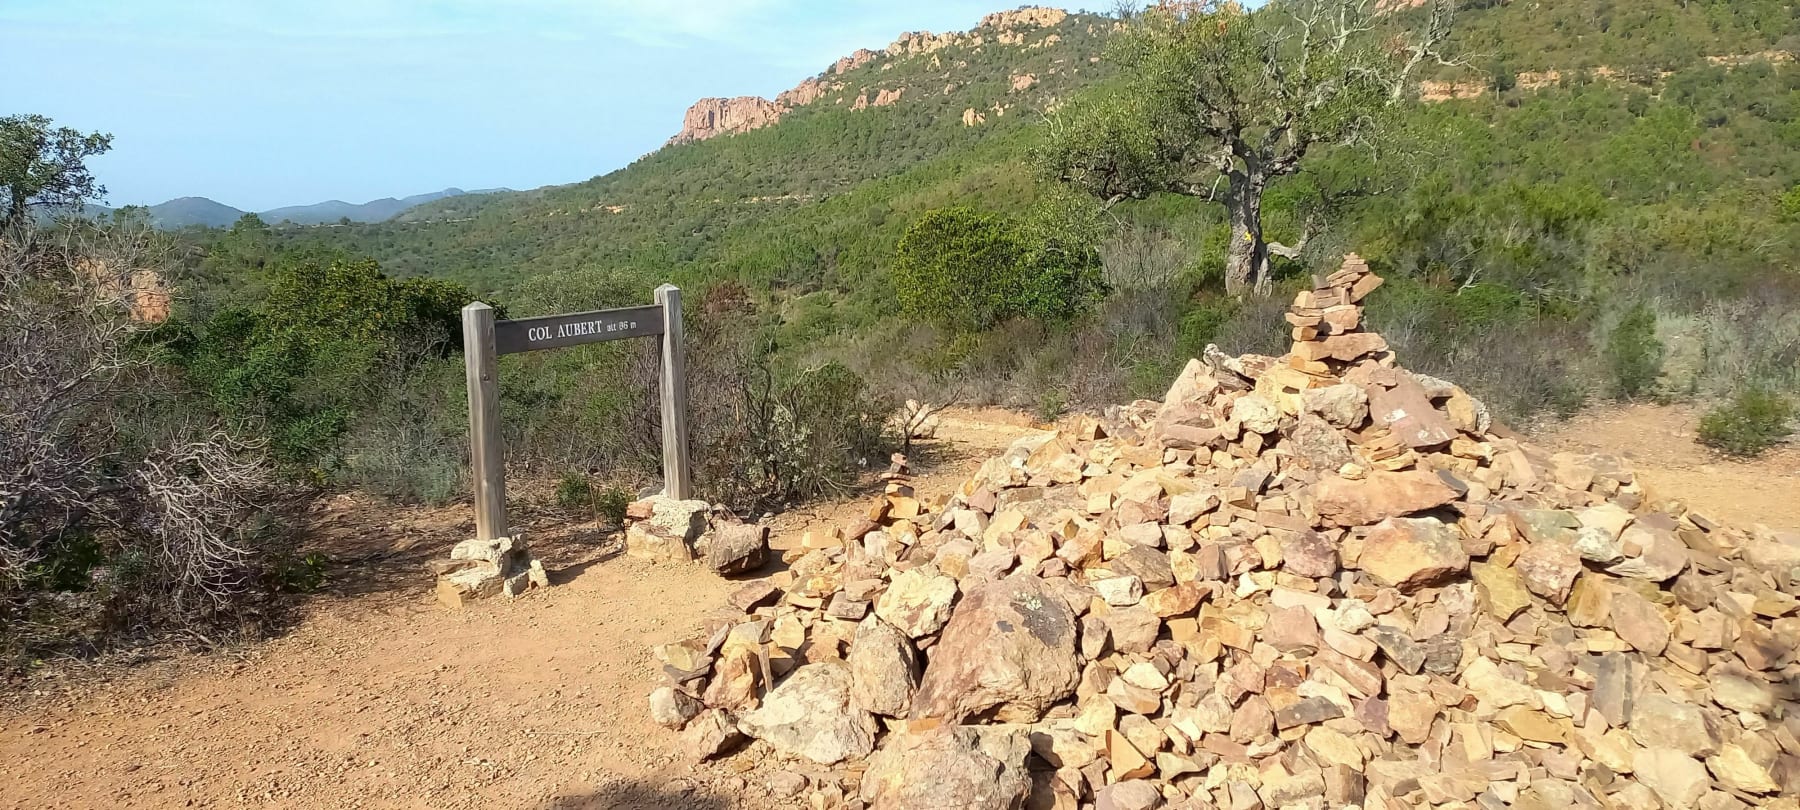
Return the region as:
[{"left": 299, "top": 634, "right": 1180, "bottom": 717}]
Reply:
[
  {"left": 0, "top": 409, "right": 1047, "bottom": 810},
  {"left": 1531, "top": 402, "right": 1800, "bottom": 530},
  {"left": 6, "top": 403, "right": 1793, "bottom": 809}
]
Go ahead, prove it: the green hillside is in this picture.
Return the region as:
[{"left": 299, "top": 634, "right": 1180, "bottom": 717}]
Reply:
[
  {"left": 162, "top": 0, "right": 1799, "bottom": 501},
  {"left": 286, "top": 10, "right": 1118, "bottom": 295},
  {"left": 6, "top": 1, "right": 1794, "bottom": 659}
]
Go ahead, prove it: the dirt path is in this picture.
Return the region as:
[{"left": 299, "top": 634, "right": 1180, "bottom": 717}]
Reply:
[
  {"left": 6, "top": 402, "right": 1791, "bottom": 809},
  {"left": 1530, "top": 402, "right": 1800, "bottom": 530},
  {"left": 0, "top": 409, "right": 1047, "bottom": 810}
]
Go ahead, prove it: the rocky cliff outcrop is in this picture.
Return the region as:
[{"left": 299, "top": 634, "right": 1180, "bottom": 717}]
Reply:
[
  {"left": 979, "top": 7, "right": 1069, "bottom": 29},
  {"left": 668, "top": 96, "right": 785, "bottom": 145},
  {"left": 666, "top": 5, "right": 1073, "bottom": 145}
]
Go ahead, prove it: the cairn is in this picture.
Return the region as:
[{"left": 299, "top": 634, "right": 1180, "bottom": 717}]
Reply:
[
  {"left": 643, "top": 255, "right": 1800, "bottom": 810},
  {"left": 432, "top": 535, "right": 548, "bottom": 607}
]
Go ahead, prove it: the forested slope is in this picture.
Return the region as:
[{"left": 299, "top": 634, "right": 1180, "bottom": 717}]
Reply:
[{"left": 178, "top": 0, "right": 1797, "bottom": 498}]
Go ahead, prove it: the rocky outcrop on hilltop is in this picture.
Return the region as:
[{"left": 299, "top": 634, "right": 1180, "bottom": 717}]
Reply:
[
  {"left": 668, "top": 96, "right": 786, "bottom": 146},
  {"left": 981, "top": 7, "right": 1070, "bottom": 30},
  {"left": 667, "top": 6, "right": 1074, "bottom": 145},
  {"left": 647, "top": 254, "right": 1800, "bottom": 809}
]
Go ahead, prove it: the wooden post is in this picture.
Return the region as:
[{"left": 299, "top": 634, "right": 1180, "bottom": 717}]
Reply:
[
  {"left": 462, "top": 302, "right": 509, "bottom": 540},
  {"left": 654, "top": 284, "right": 692, "bottom": 500}
]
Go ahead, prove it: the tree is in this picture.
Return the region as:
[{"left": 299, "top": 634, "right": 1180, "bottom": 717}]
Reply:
[
  {"left": 1040, "top": 0, "right": 1455, "bottom": 295},
  {"left": 0, "top": 114, "right": 113, "bottom": 237}
]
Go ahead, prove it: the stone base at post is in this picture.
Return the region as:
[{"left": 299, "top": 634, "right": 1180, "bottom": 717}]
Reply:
[
  {"left": 432, "top": 535, "right": 549, "bottom": 608},
  {"left": 624, "top": 495, "right": 712, "bottom": 563}
]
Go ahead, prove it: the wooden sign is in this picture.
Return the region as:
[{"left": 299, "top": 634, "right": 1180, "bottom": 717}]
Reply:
[
  {"left": 492, "top": 304, "right": 663, "bottom": 355},
  {"left": 460, "top": 285, "right": 691, "bottom": 541}
]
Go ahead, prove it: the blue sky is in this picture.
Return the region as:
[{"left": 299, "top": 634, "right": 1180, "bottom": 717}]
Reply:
[{"left": 3, "top": 0, "right": 1050, "bottom": 211}]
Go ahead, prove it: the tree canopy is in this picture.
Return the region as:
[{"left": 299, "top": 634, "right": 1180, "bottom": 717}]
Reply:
[
  {"left": 0, "top": 114, "right": 113, "bottom": 236},
  {"left": 1041, "top": 0, "right": 1453, "bottom": 294}
]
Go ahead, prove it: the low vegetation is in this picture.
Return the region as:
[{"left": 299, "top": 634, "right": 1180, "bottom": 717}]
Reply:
[
  {"left": 1699, "top": 389, "right": 1795, "bottom": 457},
  {"left": 2, "top": 123, "right": 286, "bottom": 662}
]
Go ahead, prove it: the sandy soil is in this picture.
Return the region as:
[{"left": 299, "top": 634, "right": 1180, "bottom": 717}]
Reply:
[
  {"left": 3, "top": 403, "right": 1791, "bottom": 809},
  {"left": 1530, "top": 402, "right": 1800, "bottom": 531},
  {"left": 0, "top": 409, "right": 1046, "bottom": 810}
]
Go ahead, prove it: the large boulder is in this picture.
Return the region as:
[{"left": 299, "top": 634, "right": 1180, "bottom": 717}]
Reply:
[
  {"left": 859, "top": 725, "right": 1031, "bottom": 810},
  {"left": 912, "top": 574, "right": 1080, "bottom": 723},
  {"left": 1313, "top": 470, "right": 1458, "bottom": 527},
  {"left": 849, "top": 616, "right": 920, "bottom": 717},
  {"left": 704, "top": 521, "right": 769, "bottom": 575},
  {"left": 737, "top": 661, "right": 877, "bottom": 765}
]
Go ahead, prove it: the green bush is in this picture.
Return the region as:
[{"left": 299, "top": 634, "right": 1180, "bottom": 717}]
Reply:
[
  {"left": 552, "top": 474, "right": 631, "bottom": 526},
  {"left": 1603, "top": 303, "right": 1664, "bottom": 400},
  {"left": 595, "top": 484, "right": 632, "bottom": 527},
  {"left": 1037, "top": 389, "right": 1069, "bottom": 423},
  {"left": 168, "top": 257, "right": 475, "bottom": 481},
  {"left": 1698, "top": 389, "right": 1794, "bottom": 456},
  {"left": 268, "top": 552, "right": 329, "bottom": 593},
  {"left": 893, "top": 206, "right": 1104, "bottom": 332},
  {"left": 554, "top": 473, "right": 593, "bottom": 510}
]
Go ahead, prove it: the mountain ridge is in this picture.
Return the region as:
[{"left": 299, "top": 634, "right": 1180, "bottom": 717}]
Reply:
[
  {"left": 667, "top": 6, "right": 1081, "bottom": 145},
  {"left": 77, "top": 187, "right": 511, "bottom": 229}
]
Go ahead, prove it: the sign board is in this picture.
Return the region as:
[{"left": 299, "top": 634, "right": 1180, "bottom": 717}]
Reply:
[
  {"left": 461, "top": 286, "right": 691, "bottom": 541},
  {"left": 493, "top": 305, "right": 664, "bottom": 355}
]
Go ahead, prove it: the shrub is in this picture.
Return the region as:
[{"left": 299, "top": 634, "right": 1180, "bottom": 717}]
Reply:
[
  {"left": 170, "top": 256, "right": 475, "bottom": 479},
  {"left": 1037, "top": 389, "right": 1069, "bottom": 423},
  {"left": 1603, "top": 302, "right": 1664, "bottom": 400},
  {"left": 268, "top": 551, "right": 329, "bottom": 593},
  {"left": 3, "top": 218, "right": 289, "bottom": 665},
  {"left": 1698, "top": 389, "right": 1794, "bottom": 457},
  {"left": 554, "top": 473, "right": 593, "bottom": 510},
  {"left": 893, "top": 206, "right": 1104, "bottom": 332},
  {"left": 595, "top": 484, "right": 632, "bottom": 527},
  {"left": 552, "top": 474, "right": 631, "bottom": 526}
]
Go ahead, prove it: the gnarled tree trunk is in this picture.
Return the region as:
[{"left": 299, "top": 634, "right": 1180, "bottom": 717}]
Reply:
[{"left": 1223, "top": 172, "right": 1273, "bottom": 297}]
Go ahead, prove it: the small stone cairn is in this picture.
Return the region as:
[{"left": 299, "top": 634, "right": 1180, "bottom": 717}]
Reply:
[
  {"left": 433, "top": 535, "right": 548, "bottom": 608},
  {"left": 645, "top": 254, "right": 1800, "bottom": 810},
  {"left": 626, "top": 493, "right": 771, "bottom": 576}
]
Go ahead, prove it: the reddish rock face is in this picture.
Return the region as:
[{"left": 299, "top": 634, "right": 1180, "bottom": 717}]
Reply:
[{"left": 668, "top": 96, "right": 784, "bottom": 145}]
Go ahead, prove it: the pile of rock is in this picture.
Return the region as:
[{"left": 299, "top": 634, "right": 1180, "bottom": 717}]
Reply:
[
  {"left": 647, "top": 256, "right": 1800, "bottom": 810},
  {"left": 625, "top": 494, "right": 770, "bottom": 576},
  {"left": 433, "top": 535, "right": 549, "bottom": 607}
]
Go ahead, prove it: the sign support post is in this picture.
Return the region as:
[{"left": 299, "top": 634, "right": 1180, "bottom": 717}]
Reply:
[
  {"left": 459, "top": 287, "right": 692, "bottom": 539},
  {"left": 655, "top": 284, "right": 692, "bottom": 500},
  {"left": 461, "top": 301, "right": 509, "bottom": 541}
]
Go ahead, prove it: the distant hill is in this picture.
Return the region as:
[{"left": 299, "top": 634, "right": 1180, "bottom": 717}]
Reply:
[
  {"left": 72, "top": 188, "right": 509, "bottom": 229},
  {"left": 145, "top": 196, "right": 249, "bottom": 229},
  {"left": 261, "top": 188, "right": 509, "bottom": 226},
  {"left": 293, "top": 0, "right": 1795, "bottom": 302}
]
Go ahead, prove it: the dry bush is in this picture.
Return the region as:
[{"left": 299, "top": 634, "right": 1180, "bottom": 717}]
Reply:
[
  {"left": 130, "top": 432, "right": 279, "bottom": 617},
  {"left": 683, "top": 293, "right": 893, "bottom": 511},
  {"left": 1, "top": 221, "right": 285, "bottom": 663}
]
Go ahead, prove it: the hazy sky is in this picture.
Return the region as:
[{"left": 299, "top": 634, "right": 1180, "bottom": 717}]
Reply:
[{"left": 4, "top": 0, "right": 1041, "bottom": 211}]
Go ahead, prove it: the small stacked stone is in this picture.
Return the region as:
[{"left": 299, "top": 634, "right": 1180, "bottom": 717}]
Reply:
[
  {"left": 1284, "top": 253, "right": 1388, "bottom": 374},
  {"left": 432, "top": 535, "right": 548, "bottom": 607}
]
